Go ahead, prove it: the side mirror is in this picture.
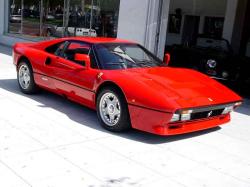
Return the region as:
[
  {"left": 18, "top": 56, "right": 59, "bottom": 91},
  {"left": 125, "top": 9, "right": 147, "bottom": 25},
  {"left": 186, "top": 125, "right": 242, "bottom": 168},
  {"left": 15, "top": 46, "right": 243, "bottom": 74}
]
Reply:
[
  {"left": 164, "top": 53, "right": 171, "bottom": 66},
  {"left": 74, "top": 53, "right": 90, "bottom": 68}
]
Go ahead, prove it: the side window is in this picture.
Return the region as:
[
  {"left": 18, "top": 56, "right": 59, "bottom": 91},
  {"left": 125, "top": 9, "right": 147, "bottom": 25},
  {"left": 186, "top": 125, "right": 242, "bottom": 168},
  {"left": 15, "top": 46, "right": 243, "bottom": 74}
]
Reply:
[
  {"left": 45, "top": 41, "right": 67, "bottom": 56},
  {"left": 55, "top": 42, "right": 69, "bottom": 57},
  {"left": 64, "top": 41, "right": 91, "bottom": 66},
  {"left": 46, "top": 40, "right": 99, "bottom": 68}
]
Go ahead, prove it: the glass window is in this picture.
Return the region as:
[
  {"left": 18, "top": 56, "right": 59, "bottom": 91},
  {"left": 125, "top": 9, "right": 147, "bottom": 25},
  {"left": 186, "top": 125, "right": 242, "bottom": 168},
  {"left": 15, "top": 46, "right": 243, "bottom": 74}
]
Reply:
[
  {"left": 62, "top": 41, "right": 90, "bottom": 65},
  {"left": 21, "top": 0, "right": 41, "bottom": 38},
  {"left": 94, "top": 0, "right": 120, "bottom": 37},
  {"left": 8, "top": 0, "right": 120, "bottom": 39},
  {"left": 166, "top": 0, "right": 227, "bottom": 48},
  {"left": 46, "top": 41, "right": 68, "bottom": 56},
  {"left": 9, "top": 0, "right": 22, "bottom": 34},
  {"left": 41, "top": 0, "right": 64, "bottom": 38}
]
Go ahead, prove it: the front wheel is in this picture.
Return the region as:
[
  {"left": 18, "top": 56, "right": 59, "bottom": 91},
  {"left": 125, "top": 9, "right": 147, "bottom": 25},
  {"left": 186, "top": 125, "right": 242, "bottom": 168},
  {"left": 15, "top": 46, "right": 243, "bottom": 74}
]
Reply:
[{"left": 96, "top": 88, "right": 131, "bottom": 132}]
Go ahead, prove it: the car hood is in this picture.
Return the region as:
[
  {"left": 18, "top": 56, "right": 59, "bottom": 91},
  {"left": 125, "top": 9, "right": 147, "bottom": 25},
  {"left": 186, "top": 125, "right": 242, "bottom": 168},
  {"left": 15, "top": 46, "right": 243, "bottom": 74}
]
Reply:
[{"left": 113, "top": 67, "right": 241, "bottom": 112}]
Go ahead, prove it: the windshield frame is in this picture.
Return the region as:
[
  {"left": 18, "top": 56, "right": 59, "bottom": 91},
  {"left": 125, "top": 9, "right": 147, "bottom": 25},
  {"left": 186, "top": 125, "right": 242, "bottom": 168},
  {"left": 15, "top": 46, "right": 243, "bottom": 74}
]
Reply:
[{"left": 93, "top": 42, "right": 164, "bottom": 70}]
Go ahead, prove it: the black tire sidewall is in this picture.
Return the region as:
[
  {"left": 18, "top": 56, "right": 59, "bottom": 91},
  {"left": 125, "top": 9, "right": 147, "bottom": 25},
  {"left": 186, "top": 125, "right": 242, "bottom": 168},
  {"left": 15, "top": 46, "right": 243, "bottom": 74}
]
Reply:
[{"left": 96, "top": 87, "right": 131, "bottom": 132}]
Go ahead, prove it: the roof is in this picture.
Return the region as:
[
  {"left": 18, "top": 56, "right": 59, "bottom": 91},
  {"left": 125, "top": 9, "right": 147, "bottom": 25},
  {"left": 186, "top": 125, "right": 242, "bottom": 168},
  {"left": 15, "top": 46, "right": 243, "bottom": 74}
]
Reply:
[{"left": 62, "top": 37, "right": 136, "bottom": 44}]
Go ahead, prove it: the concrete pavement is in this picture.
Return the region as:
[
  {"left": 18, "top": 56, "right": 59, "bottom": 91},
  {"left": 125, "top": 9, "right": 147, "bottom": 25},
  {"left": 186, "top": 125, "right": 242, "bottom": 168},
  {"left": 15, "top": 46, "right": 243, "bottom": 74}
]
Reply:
[{"left": 0, "top": 45, "right": 250, "bottom": 187}]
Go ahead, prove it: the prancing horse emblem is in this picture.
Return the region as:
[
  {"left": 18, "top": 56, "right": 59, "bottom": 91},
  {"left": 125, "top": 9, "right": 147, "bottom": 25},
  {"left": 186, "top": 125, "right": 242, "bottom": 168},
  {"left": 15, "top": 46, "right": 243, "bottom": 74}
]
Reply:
[{"left": 207, "top": 111, "right": 213, "bottom": 117}]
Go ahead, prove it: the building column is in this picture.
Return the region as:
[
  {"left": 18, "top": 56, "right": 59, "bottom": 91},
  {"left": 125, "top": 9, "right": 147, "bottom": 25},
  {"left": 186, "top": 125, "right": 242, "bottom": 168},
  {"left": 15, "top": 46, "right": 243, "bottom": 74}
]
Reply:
[
  {"left": 0, "top": 0, "right": 5, "bottom": 35},
  {"left": 223, "top": 0, "right": 238, "bottom": 43},
  {"left": 144, "top": 0, "right": 170, "bottom": 59},
  {"left": 230, "top": 0, "right": 248, "bottom": 54},
  {"left": 117, "top": 0, "right": 151, "bottom": 46},
  {"left": 155, "top": 0, "right": 170, "bottom": 59},
  {"left": 117, "top": 0, "right": 170, "bottom": 59}
]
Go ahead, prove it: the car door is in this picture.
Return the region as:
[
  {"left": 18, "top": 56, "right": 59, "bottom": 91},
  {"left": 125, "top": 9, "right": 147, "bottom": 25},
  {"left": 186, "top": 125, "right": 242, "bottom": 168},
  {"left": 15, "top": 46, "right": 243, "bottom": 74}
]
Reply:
[
  {"left": 33, "top": 41, "right": 68, "bottom": 91},
  {"left": 48, "top": 40, "right": 100, "bottom": 108}
]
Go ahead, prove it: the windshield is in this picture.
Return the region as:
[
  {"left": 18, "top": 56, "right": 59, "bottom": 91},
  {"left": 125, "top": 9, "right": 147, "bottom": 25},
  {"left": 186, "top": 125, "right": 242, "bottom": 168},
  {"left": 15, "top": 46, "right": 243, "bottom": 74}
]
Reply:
[
  {"left": 196, "top": 37, "right": 229, "bottom": 52},
  {"left": 94, "top": 43, "right": 164, "bottom": 70}
]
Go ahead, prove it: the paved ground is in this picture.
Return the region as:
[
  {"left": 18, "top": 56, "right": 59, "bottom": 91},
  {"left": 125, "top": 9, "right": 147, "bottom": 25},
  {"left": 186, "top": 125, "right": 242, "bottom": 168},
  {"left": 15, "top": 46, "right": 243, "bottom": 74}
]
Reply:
[{"left": 0, "top": 44, "right": 250, "bottom": 187}]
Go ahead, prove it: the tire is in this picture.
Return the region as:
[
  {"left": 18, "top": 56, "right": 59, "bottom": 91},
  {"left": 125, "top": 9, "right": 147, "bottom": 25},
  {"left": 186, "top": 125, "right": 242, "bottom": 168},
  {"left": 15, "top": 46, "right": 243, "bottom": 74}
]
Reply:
[
  {"left": 96, "top": 87, "right": 131, "bottom": 132},
  {"left": 17, "top": 60, "right": 38, "bottom": 94}
]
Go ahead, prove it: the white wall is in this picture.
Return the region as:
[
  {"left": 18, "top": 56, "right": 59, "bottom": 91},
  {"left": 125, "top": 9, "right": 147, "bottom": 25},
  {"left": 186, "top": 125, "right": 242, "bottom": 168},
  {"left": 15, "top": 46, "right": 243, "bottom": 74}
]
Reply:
[
  {"left": 223, "top": 0, "right": 238, "bottom": 42},
  {"left": 117, "top": 0, "right": 150, "bottom": 46},
  {"left": 117, "top": 0, "right": 167, "bottom": 56},
  {"left": 144, "top": 0, "right": 161, "bottom": 53},
  {"left": 157, "top": 0, "right": 171, "bottom": 58},
  {"left": 0, "top": 0, "right": 4, "bottom": 35}
]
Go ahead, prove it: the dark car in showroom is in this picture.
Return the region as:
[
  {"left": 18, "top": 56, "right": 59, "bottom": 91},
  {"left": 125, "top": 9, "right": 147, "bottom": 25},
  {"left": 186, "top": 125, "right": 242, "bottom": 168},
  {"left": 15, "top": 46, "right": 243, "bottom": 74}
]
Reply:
[{"left": 166, "top": 35, "right": 250, "bottom": 95}]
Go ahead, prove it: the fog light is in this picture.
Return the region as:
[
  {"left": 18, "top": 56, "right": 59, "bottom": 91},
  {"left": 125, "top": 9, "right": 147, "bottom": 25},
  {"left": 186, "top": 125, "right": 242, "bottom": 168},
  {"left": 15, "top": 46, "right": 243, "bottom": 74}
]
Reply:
[
  {"left": 222, "top": 106, "right": 234, "bottom": 114},
  {"left": 170, "top": 114, "right": 180, "bottom": 122}
]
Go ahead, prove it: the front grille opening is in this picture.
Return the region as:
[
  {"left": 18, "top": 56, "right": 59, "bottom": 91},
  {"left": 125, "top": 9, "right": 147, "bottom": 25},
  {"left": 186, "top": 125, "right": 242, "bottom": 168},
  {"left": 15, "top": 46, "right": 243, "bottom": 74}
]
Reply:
[{"left": 191, "top": 109, "right": 224, "bottom": 121}]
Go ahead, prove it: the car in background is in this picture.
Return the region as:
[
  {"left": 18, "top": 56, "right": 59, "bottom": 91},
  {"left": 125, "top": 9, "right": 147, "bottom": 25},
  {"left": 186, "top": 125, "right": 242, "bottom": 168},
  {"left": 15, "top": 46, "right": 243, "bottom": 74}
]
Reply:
[
  {"left": 54, "top": 27, "right": 97, "bottom": 37},
  {"left": 10, "top": 15, "right": 21, "bottom": 23},
  {"left": 166, "top": 35, "right": 250, "bottom": 94},
  {"left": 13, "top": 37, "right": 242, "bottom": 136}
]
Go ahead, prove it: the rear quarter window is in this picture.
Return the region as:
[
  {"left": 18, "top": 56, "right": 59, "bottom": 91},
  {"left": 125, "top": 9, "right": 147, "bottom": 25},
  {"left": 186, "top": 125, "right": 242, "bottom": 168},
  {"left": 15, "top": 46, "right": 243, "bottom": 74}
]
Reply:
[{"left": 45, "top": 42, "right": 65, "bottom": 54}]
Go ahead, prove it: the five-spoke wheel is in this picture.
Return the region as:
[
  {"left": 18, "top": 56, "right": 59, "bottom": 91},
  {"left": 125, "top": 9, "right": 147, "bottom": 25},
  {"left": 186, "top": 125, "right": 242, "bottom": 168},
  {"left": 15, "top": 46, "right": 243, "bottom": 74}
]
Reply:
[
  {"left": 17, "top": 60, "right": 38, "bottom": 94},
  {"left": 97, "top": 87, "right": 131, "bottom": 132}
]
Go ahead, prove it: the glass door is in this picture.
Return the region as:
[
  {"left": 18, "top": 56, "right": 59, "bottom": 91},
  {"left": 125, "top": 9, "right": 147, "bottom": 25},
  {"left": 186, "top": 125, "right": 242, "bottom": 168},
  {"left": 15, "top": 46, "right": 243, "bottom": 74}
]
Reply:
[
  {"left": 9, "top": 0, "right": 22, "bottom": 34},
  {"left": 41, "top": 0, "right": 64, "bottom": 38},
  {"left": 8, "top": 0, "right": 120, "bottom": 39},
  {"left": 21, "top": 0, "right": 41, "bottom": 38}
]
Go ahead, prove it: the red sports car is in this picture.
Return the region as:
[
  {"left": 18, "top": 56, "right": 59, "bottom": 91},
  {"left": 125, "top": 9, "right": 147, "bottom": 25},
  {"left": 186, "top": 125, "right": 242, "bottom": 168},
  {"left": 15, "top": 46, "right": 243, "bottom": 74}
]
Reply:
[{"left": 13, "top": 37, "right": 242, "bottom": 136}]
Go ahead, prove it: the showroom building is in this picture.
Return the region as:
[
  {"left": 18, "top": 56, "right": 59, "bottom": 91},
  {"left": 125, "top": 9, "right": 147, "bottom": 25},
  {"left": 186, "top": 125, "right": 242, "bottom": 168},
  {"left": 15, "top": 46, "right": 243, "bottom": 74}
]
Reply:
[{"left": 0, "top": 0, "right": 249, "bottom": 59}]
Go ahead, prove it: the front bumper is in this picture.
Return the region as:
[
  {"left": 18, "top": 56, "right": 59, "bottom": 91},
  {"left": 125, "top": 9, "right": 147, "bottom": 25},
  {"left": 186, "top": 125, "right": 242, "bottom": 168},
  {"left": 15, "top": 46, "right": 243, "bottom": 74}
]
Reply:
[{"left": 128, "top": 104, "right": 232, "bottom": 136}]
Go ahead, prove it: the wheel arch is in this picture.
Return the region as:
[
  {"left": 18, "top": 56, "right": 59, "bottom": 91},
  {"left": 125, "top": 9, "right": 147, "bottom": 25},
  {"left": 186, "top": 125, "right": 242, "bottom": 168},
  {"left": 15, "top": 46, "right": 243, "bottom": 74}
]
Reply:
[
  {"left": 17, "top": 56, "right": 32, "bottom": 70},
  {"left": 95, "top": 81, "right": 128, "bottom": 105}
]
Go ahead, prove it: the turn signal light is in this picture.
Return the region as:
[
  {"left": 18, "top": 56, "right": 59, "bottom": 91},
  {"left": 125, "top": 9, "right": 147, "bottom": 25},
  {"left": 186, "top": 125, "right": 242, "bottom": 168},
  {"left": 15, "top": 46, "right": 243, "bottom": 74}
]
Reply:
[
  {"left": 222, "top": 106, "right": 234, "bottom": 114},
  {"left": 234, "top": 102, "right": 242, "bottom": 109},
  {"left": 170, "top": 114, "right": 180, "bottom": 122}
]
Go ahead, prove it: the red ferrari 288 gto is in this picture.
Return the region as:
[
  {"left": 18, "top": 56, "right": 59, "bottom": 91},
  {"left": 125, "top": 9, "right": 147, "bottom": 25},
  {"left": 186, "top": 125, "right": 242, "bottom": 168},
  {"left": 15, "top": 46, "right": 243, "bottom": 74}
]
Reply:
[{"left": 13, "top": 37, "right": 242, "bottom": 136}]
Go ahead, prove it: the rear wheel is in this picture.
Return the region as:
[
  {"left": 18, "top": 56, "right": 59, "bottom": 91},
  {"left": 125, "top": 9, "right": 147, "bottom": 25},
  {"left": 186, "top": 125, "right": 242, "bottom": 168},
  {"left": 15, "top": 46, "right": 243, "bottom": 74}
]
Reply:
[
  {"left": 97, "top": 87, "right": 131, "bottom": 132},
  {"left": 17, "top": 60, "right": 38, "bottom": 94}
]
